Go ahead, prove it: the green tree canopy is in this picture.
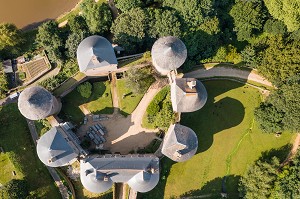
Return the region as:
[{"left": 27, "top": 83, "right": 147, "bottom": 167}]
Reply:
[
  {"left": 0, "top": 23, "right": 22, "bottom": 50},
  {"left": 115, "top": 0, "right": 143, "bottom": 13},
  {"left": 111, "top": 8, "right": 147, "bottom": 53},
  {"left": 65, "top": 30, "right": 88, "bottom": 58},
  {"left": 123, "top": 66, "right": 154, "bottom": 94},
  {"left": 264, "top": 0, "right": 300, "bottom": 32},
  {"left": 5, "top": 179, "right": 29, "bottom": 199},
  {"left": 77, "top": 82, "right": 92, "bottom": 98},
  {"left": 80, "top": 0, "right": 112, "bottom": 34},
  {"left": 163, "top": 0, "right": 214, "bottom": 28},
  {"left": 0, "top": 63, "right": 8, "bottom": 98},
  {"left": 229, "top": 0, "right": 266, "bottom": 41},
  {"left": 67, "top": 15, "right": 89, "bottom": 33},
  {"left": 36, "top": 20, "right": 64, "bottom": 63},
  {"left": 148, "top": 9, "right": 182, "bottom": 38}
]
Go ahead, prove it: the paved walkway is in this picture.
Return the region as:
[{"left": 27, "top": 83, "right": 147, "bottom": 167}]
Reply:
[{"left": 184, "top": 66, "right": 273, "bottom": 87}]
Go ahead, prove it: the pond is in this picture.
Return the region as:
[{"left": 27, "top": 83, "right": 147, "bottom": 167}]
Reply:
[{"left": 0, "top": 0, "right": 80, "bottom": 29}]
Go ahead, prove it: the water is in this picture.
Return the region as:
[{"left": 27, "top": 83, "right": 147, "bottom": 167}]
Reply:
[{"left": 0, "top": 0, "right": 80, "bottom": 29}]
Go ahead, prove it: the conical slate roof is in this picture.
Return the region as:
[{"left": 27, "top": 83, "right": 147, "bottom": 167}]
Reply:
[
  {"left": 161, "top": 124, "right": 198, "bottom": 162},
  {"left": 171, "top": 78, "right": 207, "bottom": 112},
  {"left": 37, "top": 127, "right": 79, "bottom": 167},
  {"left": 80, "top": 154, "right": 159, "bottom": 193},
  {"left": 151, "top": 36, "right": 187, "bottom": 74},
  {"left": 77, "top": 35, "right": 118, "bottom": 73},
  {"left": 18, "top": 86, "right": 55, "bottom": 120}
]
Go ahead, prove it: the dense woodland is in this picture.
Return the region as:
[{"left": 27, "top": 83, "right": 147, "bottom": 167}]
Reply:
[{"left": 0, "top": 0, "right": 300, "bottom": 198}]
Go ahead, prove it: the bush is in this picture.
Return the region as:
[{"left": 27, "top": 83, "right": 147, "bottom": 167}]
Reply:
[
  {"left": 77, "top": 82, "right": 92, "bottom": 98},
  {"left": 5, "top": 179, "right": 29, "bottom": 199}
]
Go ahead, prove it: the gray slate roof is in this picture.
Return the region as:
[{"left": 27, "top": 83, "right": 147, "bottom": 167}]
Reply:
[
  {"left": 151, "top": 36, "right": 187, "bottom": 74},
  {"left": 77, "top": 35, "right": 118, "bottom": 73},
  {"left": 171, "top": 78, "right": 207, "bottom": 112},
  {"left": 37, "top": 126, "right": 80, "bottom": 167},
  {"left": 80, "top": 154, "right": 159, "bottom": 193},
  {"left": 18, "top": 86, "right": 55, "bottom": 120},
  {"left": 161, "top": 124, "right": 198, "bottom": 162}
]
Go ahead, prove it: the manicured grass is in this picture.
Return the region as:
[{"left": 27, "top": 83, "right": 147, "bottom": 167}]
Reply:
[
  {"left": 116, "top": 79, "right": 145, "bottom": 115},
  {"left": 73, "top": 180, "right": 113, "bottom": 199},
  {"left": 0, "top": 153, "right": 23, "bottom": 184},
  {"left": 140, "top": 80, "right": 294, "bottom": 199},
  {"left": 86, "top": 81, "right": 114, "bottom": 114},
  {"left": 59, "top": 81, "right": 112, "bottom": 124},
  {"left": 0, "top": 104, "right": 60, "bottom": 198}
]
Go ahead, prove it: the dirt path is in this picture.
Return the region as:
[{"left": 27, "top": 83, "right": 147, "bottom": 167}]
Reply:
[
  {"left": 281, "top": 133, "right": 300, "bottom": 167},
  {"left": 110, "top": 72, "right": 119, "bottom": 113},
  {"left": 184, "top": 66, "right": 273, "bottom": 87}
]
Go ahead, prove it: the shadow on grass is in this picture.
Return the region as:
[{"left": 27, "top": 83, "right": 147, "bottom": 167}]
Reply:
[
  {"left": 180, "top": 175, "right": 241, "bottom": 199},
  {"left": 181, "top": 81, "right": 246, "bottom": 153},
  {"left": 258, "top": 144, "right": 292, "bottom": 163}
]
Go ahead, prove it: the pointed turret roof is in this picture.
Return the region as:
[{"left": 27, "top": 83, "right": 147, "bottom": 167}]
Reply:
[
  {"left": 171, "top": 78, "right": 207, "bottom": 112},
  {"left": 77, "top": 35, "right": 118, "bottom": 72},
  {"left": 18, "top": 86, "right": 55, "bottom": 120},
  {"left": 151, "top": 36, "right": 187, "bottom": 74},
  {"left": 161, "top": 124, "right": 198, "bottom": 162}
]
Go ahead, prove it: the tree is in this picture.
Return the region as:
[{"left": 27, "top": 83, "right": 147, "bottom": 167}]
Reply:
[
  {"left": 163, "top": 0, "right": 214, "bottom": 28},
  {"left": 123, "top": 66, "right": 154, "bottom": 94},
  {"left": 77, "top": 82, "right": 92, "bottom": 98},
  {"left": 80, "top": 0, "right": 112, "bottom": 34},
  {"left": 5, "top": 179, "right": 29, "bottom": 199},
  {"left": 239, "top": 158, "right": 280, "bottom": 199},
  {"left": 264, "top": 0, "right": 300, "bottom": 32},
  {"left": 257, "top": 35, "right": 300, "bottom": 84},
  {"left": 0, "top": 23, "right": 22, "bottom": 50},
  {"left": 67, "top": 15, "right": 89, "bottom": 33},
  {"left": 36, "top": 21, "right": 64, "bottom": 63},
  {"left": 0, "top": 63, "right": 8, "bottom": 98},
  {"left": 115, "top": 0, "right": 143, "bottom": 13},
  {"left": 148, "top": 9, "right": 182, "bottom": 38},
  {"left": 65, "top": 30, "right": 88, "bottom": 58},
  {"left": 263, "top": 19, "right": 287, "bottom": 35},
  {"left": 111, "top": 8, "right": 147, "bottom": 53},
  {"left": 229, "top": 0, "right": 266, "bottom": 41},
  {"left": 254, "top": 103, "right": 284, "bottom": 133}
]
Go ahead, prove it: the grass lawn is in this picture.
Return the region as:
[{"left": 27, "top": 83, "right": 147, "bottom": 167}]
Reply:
[
  {"left": 140, "top": 80, "right": 294, "bottom": 199},
  {"left": 86, "top": 81, "right": 113, "bottom": 114},
  {"left": 116, "top": 79, "right": 145, "bottom": 115},
  {"left": 0, "top": 104, "right": 60, "bottom": 198},
  {"left": 59, "top": 81, "right": 113, "bottom": 124}
]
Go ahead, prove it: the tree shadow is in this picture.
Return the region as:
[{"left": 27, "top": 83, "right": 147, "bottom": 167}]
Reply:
[
  {"left": 258, "top": 144, "right": 292, "bottom": 163},
  {"left": 180, "top": 80, "right": 247, "bottom": 153},
  {"left": 180, "top": 175, "right": 241, "bottom": 199}
]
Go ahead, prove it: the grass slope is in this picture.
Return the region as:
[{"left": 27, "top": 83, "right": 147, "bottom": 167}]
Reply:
[
  {"left": 140, "top": 80, "right": 294, "bottom": 199},
  {"left": 116, "top": 79, "right": 145, "bottom": 115},
  {"left": 0, "top": 104, "right": 60, "bottom": 198},
  {"left": 60, "top": 81, "right": 113, "bottom": 124}
]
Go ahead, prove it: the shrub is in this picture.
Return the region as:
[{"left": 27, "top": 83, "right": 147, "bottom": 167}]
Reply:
[
  {"left": 5, "top": 179, "right": 29, "bottom": 199},
  {"left": 77, "top": 82, "right": 92, "bottom": 98}
]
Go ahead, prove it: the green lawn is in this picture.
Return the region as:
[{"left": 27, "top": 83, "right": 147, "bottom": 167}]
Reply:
[
  {"left": 86, "top": 81, "right": 114, "bottom": 114},
  {"left": 0, "top": 104, "right": 60, "bottom": 198},
  {"left": 59, "top": 81, "right": 113, "bottom": 124},
  {"left": 140, "top": 80, "right": 294, "bottom": 199},
  {"left": 116, "top": 79, "right": 145, "bottom": 115}
]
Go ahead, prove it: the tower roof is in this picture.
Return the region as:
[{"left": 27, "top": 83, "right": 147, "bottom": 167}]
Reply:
[
  {"left": 80, "top": 154, "right": 159, "bottom": 193},
  {"left": 36, "top": 126, "right": 80, "bottom": 167},
  {"left": 151, "top": 36, "right": 187, "bottom": 74},
  {"left": 171, "top": 78, "right": 207, "bottom": 112},
  {"left": 77, "top": 35, "right": 118, "bottom": 72},
  {"left": 161, "top": 124, "right": 198, "bottom": 162},
  {"left": 18, "top": 86, "right": 54, "bottom": 120}
]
